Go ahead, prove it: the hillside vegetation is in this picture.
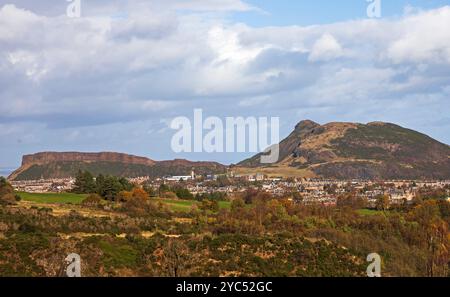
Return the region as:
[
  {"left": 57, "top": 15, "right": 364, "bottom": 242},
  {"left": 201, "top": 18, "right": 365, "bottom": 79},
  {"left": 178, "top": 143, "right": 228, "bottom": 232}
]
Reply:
[
  {"left": 0, "top": 177, "right": 448, "bottom": 277},
  {"left": 239, "top": 120, "right": 450, "bottom": 179}
]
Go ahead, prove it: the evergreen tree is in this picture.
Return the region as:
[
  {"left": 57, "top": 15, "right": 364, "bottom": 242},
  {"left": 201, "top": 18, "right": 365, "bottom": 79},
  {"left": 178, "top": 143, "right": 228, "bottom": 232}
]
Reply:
[{"left": 72, "top": 170, "right": 96, "bottom": 194}]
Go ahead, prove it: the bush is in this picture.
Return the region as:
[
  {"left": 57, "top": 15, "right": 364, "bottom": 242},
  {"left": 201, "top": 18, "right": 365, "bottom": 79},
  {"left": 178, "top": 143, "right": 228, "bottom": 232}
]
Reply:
[
  {"left": 0, "top": 193, "right": 17, "bottom": 206},
  {"left": 174, "top": 188, "right": 194, "bottom": 200},
  {"left": 200, "top": 200, "right": 219, "bottom": 212},
  {"left": 231, "top": 198, "right": 245, "bottom": 212},
  {"left": 161, "top": 191, "right": 178, "bottom": 199},
  {"left": 82, "top": 194, "right": 103, "bottom": 207},
  {"left": 0, "top": 178, "right": 16, "bottom": 205}
]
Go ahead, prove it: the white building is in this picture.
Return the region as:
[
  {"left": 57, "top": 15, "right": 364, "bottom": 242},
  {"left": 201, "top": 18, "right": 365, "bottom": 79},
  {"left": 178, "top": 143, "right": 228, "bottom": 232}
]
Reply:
[{"left": 165, "top": 170, "right": 195, "bottom": 181}]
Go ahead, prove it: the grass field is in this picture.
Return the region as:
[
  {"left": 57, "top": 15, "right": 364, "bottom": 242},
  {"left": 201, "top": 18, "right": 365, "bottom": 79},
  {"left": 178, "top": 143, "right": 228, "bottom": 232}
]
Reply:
[
  {"left": 18, "top": 192, "right": 231, "bottom": 212},
  {"left": 18, "top": 192, "right": 87, "bottom": 204},
  {"left": 154, "top": 198, "right": 231, "bottom": 212}
]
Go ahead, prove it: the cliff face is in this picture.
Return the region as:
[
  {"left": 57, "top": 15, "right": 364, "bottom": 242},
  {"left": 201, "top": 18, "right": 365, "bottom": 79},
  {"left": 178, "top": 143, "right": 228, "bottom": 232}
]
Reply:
[
  {"left": 239, "top": 120, "right": 450, "bottom": 180},
  {"left": 10, "top": 152, "right": 226, "bottom": 180},
  {"left": 21, "top": 152, "right": 156, "bottom": 167}
]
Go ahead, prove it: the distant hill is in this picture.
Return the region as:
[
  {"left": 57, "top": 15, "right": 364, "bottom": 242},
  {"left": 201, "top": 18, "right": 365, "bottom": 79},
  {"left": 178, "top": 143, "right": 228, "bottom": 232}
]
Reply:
[
  {"left": 238, "top": 120, "right": 450, "bottom": 180},
  {"left": 9, "top": 152, "right": 226, "bottom": 181}
]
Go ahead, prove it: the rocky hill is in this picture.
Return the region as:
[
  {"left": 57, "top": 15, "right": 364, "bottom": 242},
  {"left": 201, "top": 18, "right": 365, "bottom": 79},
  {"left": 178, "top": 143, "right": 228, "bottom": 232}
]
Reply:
[
  {"left": 9, "top": 152, "right": 226, "bottom": 180},
  {"left": 238, "top": 120, "right": 450, "bottom": 180},
  {"left": 21, "top": 152, "right": 156, "bottom": 167}
]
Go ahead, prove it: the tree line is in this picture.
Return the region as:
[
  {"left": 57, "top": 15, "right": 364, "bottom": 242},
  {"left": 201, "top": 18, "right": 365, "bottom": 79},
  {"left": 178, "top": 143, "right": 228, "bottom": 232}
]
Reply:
[{"left": 72, "top": 170, "right": 133, "bottom": 201}]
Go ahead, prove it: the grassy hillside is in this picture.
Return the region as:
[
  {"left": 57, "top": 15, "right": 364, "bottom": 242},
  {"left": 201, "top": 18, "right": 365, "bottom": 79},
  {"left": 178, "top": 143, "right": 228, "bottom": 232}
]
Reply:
[{"left": 239, "top": 120, "right": 450, "bottom": 180}]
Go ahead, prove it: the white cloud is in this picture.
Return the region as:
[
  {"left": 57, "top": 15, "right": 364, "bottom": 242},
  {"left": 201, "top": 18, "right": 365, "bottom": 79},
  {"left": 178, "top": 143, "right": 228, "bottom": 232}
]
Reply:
[
  {"left": 0, "top": 3, "right": 450, "bottom": 165},
  {"left": 238, "top": 95, "right": 271, "bottom": 107},
  {"left": 308, "top": 33, "right": 343, "bottom": 62},
  {"left": 384, "top": 7, "right": 450, "bottom": 64}
]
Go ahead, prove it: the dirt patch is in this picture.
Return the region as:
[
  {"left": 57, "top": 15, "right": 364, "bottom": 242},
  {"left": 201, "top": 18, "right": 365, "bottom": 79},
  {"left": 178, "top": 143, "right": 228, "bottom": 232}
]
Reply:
[{"left": 300, "top": 122, "right": 357, "bottom": 150}]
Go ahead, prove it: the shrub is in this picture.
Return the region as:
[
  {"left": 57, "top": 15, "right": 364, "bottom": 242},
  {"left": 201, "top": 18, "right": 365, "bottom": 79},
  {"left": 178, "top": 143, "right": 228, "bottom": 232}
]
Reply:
[
  {"left": 81, "top": 194, "right": 103, "bottom": 207},
  {"left": 161, "top": 191, "right": 178, "bottom": 199},
  {"left": 0, "top": 193, "right": 17, "bottom": 206}
]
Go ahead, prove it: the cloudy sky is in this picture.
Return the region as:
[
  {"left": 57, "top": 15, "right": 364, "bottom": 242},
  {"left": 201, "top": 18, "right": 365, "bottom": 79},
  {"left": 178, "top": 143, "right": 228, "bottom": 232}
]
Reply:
[{"left": 1, "top": 0, "right": 450, "bottom": 169}]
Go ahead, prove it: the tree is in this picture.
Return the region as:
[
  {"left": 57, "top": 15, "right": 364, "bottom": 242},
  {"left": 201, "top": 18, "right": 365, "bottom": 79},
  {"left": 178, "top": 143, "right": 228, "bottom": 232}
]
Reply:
[
  {"left": 436, "top": 200, "right": 450, "bottom": 222},
  {"left": 96, "top": 175, "right": 132, "bottom": 201},
  {"left": 131, "top": 187, "right": 149, "bottom": 201},
  {"left": 118, "top": 177, "right": 133, "bottom": 191},
  {"left": 243, "top": 188, "right": 258, "bottom": 204},
  {"left": 267, "top": 199, "right": 289, "bottom": 222},
  {"left": 116, "top": 190, "right": 133, "bottom": 202},
  {"left": 173, "top": 187, "right": 194, "bottom": 200},
  {"left": 159, "top": 184, "right": 170, "bottom": 196},
  {"left": 231, "top": 197, "right": 245, "bottom": 212},
  {"left": 200, "top": 199, "right": 219, "bottom": 212},
  {"left": 72, "top": 170, "right": 96, "bottom": 194},
  {"left": 410, "top": 200, "right": 450, "bottom": 276},
  {"left": 375, "top": 194, "right": 390, "bottom": 211},
  {"left": 0, "top": 177, "right": 7, "bottom": 188},
  {"left": 97, "top": 176, "right": 123, "bottom": 201},
  {"left": 72, "top": 171, "right": 133, "bottom": 200},
  {"left": 253, "top": 199, "right": 268, "bottom": 228}
]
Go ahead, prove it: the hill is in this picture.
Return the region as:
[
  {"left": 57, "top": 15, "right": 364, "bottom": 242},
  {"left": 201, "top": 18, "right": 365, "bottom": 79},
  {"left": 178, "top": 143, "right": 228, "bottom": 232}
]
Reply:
[
  {"left": 238, "top": 120, "right": 450, "bottom": 180},
  {"left": 9, "top": 152, "right": 226, "bottom": 181}
]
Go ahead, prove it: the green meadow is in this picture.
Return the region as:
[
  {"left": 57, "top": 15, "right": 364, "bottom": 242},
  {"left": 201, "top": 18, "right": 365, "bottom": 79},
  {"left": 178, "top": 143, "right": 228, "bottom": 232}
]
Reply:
[
  {"left": 18, "top": 192, "right": 231, "bottom": 212},
  {"left": 18, "top": 192, "right": 87, "bottom": 204}
]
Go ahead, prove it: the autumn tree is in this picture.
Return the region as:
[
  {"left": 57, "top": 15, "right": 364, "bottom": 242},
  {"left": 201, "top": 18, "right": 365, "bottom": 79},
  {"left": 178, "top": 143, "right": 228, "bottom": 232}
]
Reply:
[
  {"left": 131, "top": 187, "right": 149, "bottom": 201},
  {"left": 410, "top": 200, "right": 450, "bottom": 276},
  {"left": 231, "top": 197, "right": 245, "bottom": 212},
  {"left": 116, "top": 190, "right": 133, "bottom": 202},
  {"left": 375, "top": 194, "right": 390, "bottom": 211}
]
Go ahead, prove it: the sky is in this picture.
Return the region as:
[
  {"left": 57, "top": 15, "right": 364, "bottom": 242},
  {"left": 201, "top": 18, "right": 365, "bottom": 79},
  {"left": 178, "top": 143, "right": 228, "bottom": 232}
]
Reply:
[{"left": 0, "top": 0, "right": 450, "bottom": 169}]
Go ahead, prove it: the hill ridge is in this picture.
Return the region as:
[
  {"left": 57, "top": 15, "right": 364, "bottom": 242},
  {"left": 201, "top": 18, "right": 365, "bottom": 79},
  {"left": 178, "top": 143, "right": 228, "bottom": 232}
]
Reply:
[
  {"left": 10, "top": 152, "right": 226, "bottom": 180},
  {"left": 238, "top": 120, "right": 450, "bottom": 180}
]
